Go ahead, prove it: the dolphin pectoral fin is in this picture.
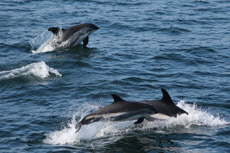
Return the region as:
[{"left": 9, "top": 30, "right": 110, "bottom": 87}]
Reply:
[
  {"left": 83, "top": 36, "right": 89, "bottom": 47},
  {"left": 134, "top": 117, "right": 145, "bottom": 124},
  {"left": 75, "top": 122, "right": 82, "bottom": 133}
]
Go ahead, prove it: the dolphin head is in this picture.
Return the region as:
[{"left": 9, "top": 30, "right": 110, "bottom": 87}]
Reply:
[
  {"left": 75, "top": 122, "right": 82, "bottom": 133},
  {"left": 91, "top": 24, "right": 99, "bottom": 30}
]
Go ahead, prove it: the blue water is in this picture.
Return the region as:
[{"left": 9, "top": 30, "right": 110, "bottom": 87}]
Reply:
[{"left": 1, "top": 0, "right": 230, "bottom": 152}]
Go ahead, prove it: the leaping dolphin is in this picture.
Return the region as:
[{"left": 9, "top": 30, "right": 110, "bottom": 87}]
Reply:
[
  {"left": 75, "top": 95, "right": 157, "bottom": 132},
  {"left": 48, "top": 23, "right": 99, "bottom": 48},
  {"left": 144, "top": 88, "right": 188, "bottom": 121}
]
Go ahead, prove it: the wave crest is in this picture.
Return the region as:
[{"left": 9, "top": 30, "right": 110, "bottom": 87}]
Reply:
[{"left": 0, "top": 61, "right": 62, "bottom": 80}]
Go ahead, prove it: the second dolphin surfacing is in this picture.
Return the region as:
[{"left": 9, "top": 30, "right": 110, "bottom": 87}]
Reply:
[
  {"left": 75, "top": 95, "right": 158, "bottom": 133},
  {"left": 144, "top": 88, "right": 188, "bottom": 121}
]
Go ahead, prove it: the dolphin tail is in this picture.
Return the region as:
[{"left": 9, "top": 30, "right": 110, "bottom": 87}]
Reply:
[{"left": 75, "top": 122, "right": 82, "bottom": 133}]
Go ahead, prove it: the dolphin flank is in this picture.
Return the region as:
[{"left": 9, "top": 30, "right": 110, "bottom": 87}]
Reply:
[{"left": 75, "top": 95, "right": 157, "bottom": 133}]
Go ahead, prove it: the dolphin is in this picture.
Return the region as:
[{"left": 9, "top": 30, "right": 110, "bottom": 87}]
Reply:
[
  {"left": 143, "top": 88, "right": 188, "bottom": 121},
  {"left": 48, "top": 23, "right": 99, "bottom": 48},
  {"left": 75, "top": 95, "right": 157, "bottom": 132}
]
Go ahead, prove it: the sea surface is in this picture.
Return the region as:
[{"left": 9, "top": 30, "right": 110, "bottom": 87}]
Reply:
[{"left": 0, "top": 0, "right": 230, "bottom": 152}]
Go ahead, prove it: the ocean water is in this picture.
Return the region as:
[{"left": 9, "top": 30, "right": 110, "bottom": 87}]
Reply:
[{"left": 0, "top": 0, "right": 230, "bottom": 152}]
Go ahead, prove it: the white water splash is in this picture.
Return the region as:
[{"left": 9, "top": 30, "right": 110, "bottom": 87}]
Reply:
[
  {"left": 31, "top": 31, "right": 57, "bottom": 54},
  {"left": 44, "top": 101, "right": 229, "bottom": 145},
  {"left": 0, "top": 61, "right": 62, "bottom": 80},
  {"left": 31, "top": 30, "right": 71, "bottom": 54}
]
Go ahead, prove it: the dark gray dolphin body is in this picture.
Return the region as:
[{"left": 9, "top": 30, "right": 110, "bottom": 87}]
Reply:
[
  {"left": 143, "top": 88, "right": 188, "bottom": 121},
  {"left": 48, "top": 23, "right": 99, "bottom": 48},
  {"left": 75, "top": 95, "right": 157, "bottom": 132}
]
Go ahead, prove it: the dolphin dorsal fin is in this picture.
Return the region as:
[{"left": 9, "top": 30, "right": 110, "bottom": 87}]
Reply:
[
  {"left": 161, "top": 88, "right": 174, "bottom": 104},
  {"left": 111, "top": 94, "right": 126, "bottom": 103},
  {"left": 48, "top": 27, "right": 65, "bottom": 35}
]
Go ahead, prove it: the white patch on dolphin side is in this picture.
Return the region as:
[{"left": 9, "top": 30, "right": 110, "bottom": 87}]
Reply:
[
  {"left": 84, "top": 109, "right": 155, "bottom": 122},
  {"left": 84, "top": 112, "right": 126, "bottom": 120},
  {"left": 149, "top": 113, "right": 172, "bottom": 120}
]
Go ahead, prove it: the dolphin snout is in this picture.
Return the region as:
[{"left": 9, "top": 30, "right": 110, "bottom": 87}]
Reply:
[{"left": 75, "top": 122, "right": 82, "bottom": 133}]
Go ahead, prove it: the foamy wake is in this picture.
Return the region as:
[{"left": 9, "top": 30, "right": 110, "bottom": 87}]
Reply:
[
  {"left": 44, "top": 101, "right": 229, "bottom": 145},
  {"left": 0, "top": 61, "right": 62, "bottom": 80}
]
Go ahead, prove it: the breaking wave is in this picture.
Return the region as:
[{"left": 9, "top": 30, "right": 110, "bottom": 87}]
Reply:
[
  {"left": 0, "top": 61, "right": 62, "bottom": 81},
  {"left": 44, "top": 101, "right": 229, "bottom": 145}
]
